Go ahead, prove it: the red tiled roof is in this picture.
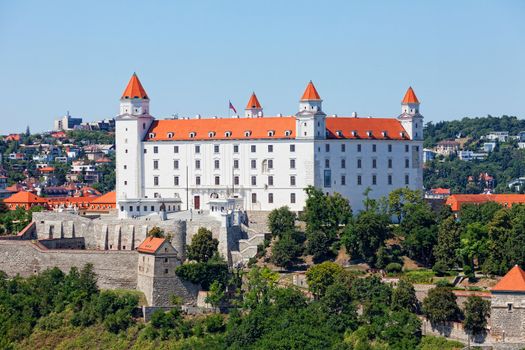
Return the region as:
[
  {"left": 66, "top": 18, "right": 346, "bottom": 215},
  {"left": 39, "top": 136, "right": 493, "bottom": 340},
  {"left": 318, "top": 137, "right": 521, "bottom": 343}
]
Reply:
[
  {"left": 90, "top": 191, "right": 116, "bottom": 204},
  {"left": 146, "top": 116, "right": 409, "bottom": 141},
  {"left": 146, "top": 117, "right": 296, "bottom": 141},
  {"left": 301, "top": 81, "right": 321, "bottom": 101},
  {"left": 492, "top": 265, "right": 525, "bottom": 292},
  {"left": 326, "top": 117, "right": 409, "bottom": 140},
  {"left": 401, "top": 87, "right": 419, "bottom": 104},
  {"left": 38, "top": 166, "right": 55, "bottom": 173},
  {"left": 431, "top": 188, "right": 451, "bottom": 195},
  {"left": 121, "top": 73, "right": 148, "bottom": 99},
  {"left": 246, "top": 92, "right": 262, "bottom": 109},
  {"left": 446, "top": 194, "right": 525, "bottom": 212},
  {"left": 137, "top": 237, "right": 166, "bottom": 254},
  {"left": 4, "top": 191, "right": 46, "bottom": 204}
]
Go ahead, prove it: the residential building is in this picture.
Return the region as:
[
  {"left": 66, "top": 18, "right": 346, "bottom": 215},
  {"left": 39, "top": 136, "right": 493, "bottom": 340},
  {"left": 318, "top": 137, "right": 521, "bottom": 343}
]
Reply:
[
  {"left": 485, "top": 131, "right": 509, "bottom": 142},
  {"left": 435, "top": 140, "right": 459, "bottom": 156},
  {"left": 54, "top": 112, "right": 83, "bottom": 131},
  {"left": 446, "top": 194, "right": 525, "bottom": 211},
  {"left": 458, "top": 150, "right": 487, "bottom": 161},
  {"left": 115, "top": 74, "right": 423, "bottom": 218}
]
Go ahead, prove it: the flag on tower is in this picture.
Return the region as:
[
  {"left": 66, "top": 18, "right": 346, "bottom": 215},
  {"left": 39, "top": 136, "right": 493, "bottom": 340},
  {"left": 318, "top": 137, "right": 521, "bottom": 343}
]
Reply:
[{"left": 229, "top": 101, "right": 237, "bottom": 114}]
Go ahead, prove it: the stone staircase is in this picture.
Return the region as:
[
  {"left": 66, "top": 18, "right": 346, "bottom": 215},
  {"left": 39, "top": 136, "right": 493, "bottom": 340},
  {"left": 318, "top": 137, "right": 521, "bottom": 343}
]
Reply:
[{"left": 230, "top": 213, "right": 268, "bottom": 266}]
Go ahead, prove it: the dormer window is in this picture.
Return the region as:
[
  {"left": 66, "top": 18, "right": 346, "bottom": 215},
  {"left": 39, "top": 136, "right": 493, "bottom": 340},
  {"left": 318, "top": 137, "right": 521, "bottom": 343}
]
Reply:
[
  {"left": 366, "top": 131, "right": 372, "bottom": 137},
  {"left": 336, "top": 130, "right": 343, "bottom": 137},
  {"left": 189, "top": 132, "right": 196, "bottom": 138},
  {"left": 225, "top": 131, "right": 232, "bottom": 137},
  {"left": 381, "top": 131, "right": 387, "bottom": 138},
  {"left": 284, "top": 130, "right": 292, "bottom": 137},
  {"left": 244, "top": 130, "right": 252, "bottom": 137},
  {"left": 267, "top": 130, "right": 275, "bottom": 137},
  {"left": 167, "top": 132, "right": 174, "bottom": 139},
  {"left": 208, "top": 131, "right": 216, "bottom": 138},
  {"left": 149, "top": 133, "right": 156, "bottom": 139},
  {"left": 351, "top": 130, "right": 357, "bottom": 137},
  {"left": 400, "top": 131, "right": 406, "bottom": 138}
]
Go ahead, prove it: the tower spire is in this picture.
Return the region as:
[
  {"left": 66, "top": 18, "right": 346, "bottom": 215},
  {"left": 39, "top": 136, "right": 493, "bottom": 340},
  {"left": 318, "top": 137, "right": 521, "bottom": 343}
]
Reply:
[
  {"left": 121, "top": 73, "right": 149, "bottom": 100},
  {"left": 300, "top": 81, "right": 322, "bottom": 101},
  {"left": 244, "top": 92, "right": 263, "bottom": 118}
]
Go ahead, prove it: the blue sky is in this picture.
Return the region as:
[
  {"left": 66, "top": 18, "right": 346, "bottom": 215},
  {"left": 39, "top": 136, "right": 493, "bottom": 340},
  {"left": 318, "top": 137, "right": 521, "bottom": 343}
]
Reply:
[{"left": 0, "top": 0, "right": 524, "bottom": 134}]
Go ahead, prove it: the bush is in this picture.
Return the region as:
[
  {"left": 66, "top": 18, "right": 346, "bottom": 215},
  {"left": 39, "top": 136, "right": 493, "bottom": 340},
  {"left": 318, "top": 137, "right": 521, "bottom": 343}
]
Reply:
[
  {"left": 385, "top": 263, "right": 402, "bottom": 274},
  {"left": 432, "top": 261, "right": 448, "bottom": 276},
  {"left": 204, "top": 314, "right": 225, "bottom": 333},
  {"left": 175, "top": 257, "right": 229, "bottom": 290}
]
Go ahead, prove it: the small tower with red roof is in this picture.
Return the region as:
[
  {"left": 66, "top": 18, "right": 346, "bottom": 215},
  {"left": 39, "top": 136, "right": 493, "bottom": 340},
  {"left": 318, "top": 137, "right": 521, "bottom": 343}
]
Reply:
[
  {"left": 491, "top": 265, "right": 525, "bottom": 342},
  {"left": 245, "top": 92, "right": 263, "bottom": 118},
  {"left": 296, "top": 81, "right": 326, "bottom": 140},
  {"left": 398, "top": 86, "right": 424, "bottom": 141}
]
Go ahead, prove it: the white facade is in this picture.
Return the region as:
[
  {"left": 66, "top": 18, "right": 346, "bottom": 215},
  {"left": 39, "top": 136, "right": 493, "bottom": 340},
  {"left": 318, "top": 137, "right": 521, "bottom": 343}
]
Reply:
[{"left": 115, "top": 75, "right": 424, "bottom": 218}]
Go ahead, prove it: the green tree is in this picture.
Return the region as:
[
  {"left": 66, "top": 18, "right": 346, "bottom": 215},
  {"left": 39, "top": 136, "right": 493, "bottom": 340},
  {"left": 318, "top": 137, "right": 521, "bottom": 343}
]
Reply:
[
  {"left": 483, "top": 209, "right": 513, "bottom": 275},
  {"left": 388, "top": 188, "right": 425, "bottom": 223},
  {"left": 433, "top": 216, "right": 462, "bottom": 271},
  {"left": 205, "top": 280, "right": 225, "bottom": 308},
  {"left": 463, "top": 296, "right": 490, "bottom": 335},
  {"left": 187, "top": 227, "right": 219, "bottom": 263},
  {"left": 399, "top": 202, "right": 438, "bottom": 266},
  {"left": 242, "top": 266, "right": 279, "bottom": 310},
  {"left": 147, "top": 226, "right": 165, "bottom": 238},
  {"left": 270, "top": 232, "right": 302, "bottom": 268},
  {"left": 305, "top": 261, "right": 344, "bottom": 299},
  {"left": 422, "top": 286, "right": 461, "bottom": 325},
  {"left": 267, "top": 206, "right": 296, "bottom": 237},
  {"left": 342, "top": 208, "right": 391, "bottom": 266},
  {"left": 391, "top": 279, "right": 419, "bottom": 313}
]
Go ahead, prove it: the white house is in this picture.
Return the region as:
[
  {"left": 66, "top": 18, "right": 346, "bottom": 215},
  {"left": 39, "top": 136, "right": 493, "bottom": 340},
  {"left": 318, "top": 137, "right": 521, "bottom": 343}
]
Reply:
[{"left": 115, "top": 74, "right": 424, "bottom": 219}]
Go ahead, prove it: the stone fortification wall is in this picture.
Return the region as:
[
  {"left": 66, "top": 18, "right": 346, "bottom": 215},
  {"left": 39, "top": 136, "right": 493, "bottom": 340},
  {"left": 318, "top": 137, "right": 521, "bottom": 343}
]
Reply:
[
  {"left": 32, "top": 212, "right": 187, "bottom": 255},
  {"left": 0, "top": 240, "right": 137, "bottom": 289},
  {"left": 491, "top": 292, "right": 525, "bottom": 343}
]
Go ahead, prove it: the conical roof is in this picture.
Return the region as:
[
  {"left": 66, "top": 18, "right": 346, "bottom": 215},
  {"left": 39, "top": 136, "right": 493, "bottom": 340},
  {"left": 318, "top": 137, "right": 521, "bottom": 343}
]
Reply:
[
  {"left": 492, "top": 265, "right": 525, "bottom": 292},
  {"left": 301, "top": 81, "right": 321, "bottom": 101},
  {"left": 401, "top": 86, "right": 419, "bottom": 104},
  {"left": 246, "top": 92, "right": 262, "bottom": 109},
  {"left": 121, "top": 73, "right": 148, "bottom": 99}
]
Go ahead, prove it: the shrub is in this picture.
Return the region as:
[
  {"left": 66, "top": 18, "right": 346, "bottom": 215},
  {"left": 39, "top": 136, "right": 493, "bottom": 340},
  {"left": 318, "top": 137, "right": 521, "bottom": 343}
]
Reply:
[
  {"left": 385, "top": 263, "right": 402, "bottom": 274},
  {"left": 204, "top": 314, "right": 225, "bottom": 333}
]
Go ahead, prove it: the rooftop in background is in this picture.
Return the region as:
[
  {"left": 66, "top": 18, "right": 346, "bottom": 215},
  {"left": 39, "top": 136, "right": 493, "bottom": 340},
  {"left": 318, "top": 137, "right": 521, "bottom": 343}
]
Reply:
[{"left": 446, "top": 194, "right": 525, "bottom": 212}]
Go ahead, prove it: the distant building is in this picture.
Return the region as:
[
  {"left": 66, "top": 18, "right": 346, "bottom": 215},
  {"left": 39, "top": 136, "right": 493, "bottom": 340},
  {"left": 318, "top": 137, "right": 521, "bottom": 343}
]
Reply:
[
  {"left": 435, "top": 140, "right": 459, "bottom": 156},
  {"left": 485, "top": 131, "right": 509, "bottom": 143},
  {"left": 54, "top": 112, "right": 82, "bottom": 131},
  {"left": 423, "top": 148, "right": 436, "bottom": 163},
  {"left": 508, "top": 177, "right": 525, "bottom": 192},
  {"left": 458, "top": 150, "right": 487, "bottom": 161},
  {"left": 483, "top": 142, "right": 497, "bottom": 153},
  {"left": 426, "top": 187, "right": 451, "bottom": 199},
  {"left": 446, "top": 194, "right": 525, "bottom": 211}
]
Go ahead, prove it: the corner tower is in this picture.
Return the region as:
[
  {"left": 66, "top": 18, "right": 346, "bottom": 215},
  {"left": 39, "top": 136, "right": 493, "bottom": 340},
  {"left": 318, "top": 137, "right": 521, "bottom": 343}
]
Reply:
[
  {"left": 398, "top": 87, "right": 423, "bottom": 141},
  {"left": 115, "top": 73, "right": 154, "bottom": 215},
  {"left": 244, "top": 92, "right": 263, "bottom": 118},
  {"left": 296, "top": 81, "right": 326, "bottom": 139}
]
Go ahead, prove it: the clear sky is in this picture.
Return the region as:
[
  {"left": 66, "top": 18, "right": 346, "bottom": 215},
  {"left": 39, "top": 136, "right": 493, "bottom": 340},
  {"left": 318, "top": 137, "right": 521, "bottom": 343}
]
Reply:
[{"left": 0, "top": 0, "right": 524, "bottom": 134}]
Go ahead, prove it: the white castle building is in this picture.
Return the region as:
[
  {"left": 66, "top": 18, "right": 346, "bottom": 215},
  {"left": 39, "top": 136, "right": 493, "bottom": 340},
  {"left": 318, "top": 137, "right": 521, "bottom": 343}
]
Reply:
[{"left": 116, "top": 74, "right": 423, "bottom": 219}]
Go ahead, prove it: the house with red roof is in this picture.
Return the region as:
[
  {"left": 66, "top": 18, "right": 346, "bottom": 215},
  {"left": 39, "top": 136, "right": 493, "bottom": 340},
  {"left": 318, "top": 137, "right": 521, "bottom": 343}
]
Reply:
[
  {"left": 446, "top": 194, "right": 525, "bottom": 212},
  {"left": 115, "top": 74, "right": 424, "bottom": 218},
  {"left": 3, "top": 191, "right": 47, "bottom": 210}
]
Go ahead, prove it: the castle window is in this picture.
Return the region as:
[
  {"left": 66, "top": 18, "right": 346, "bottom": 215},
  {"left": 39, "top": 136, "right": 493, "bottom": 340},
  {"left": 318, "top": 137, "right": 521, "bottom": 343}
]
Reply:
[
  {"left": 290, "top": 159, "right": 296, "bottom": 169},
  {"left": 144, "top": 206, "right": 147, "bottom": 211},
  {"left": 357, "top": 175, "right": 362, "bottom": 185},
  {"left": 225, "top": 131, "right": 232, "bottom": 137},
  {"left": 285, "top": 130, "right": 292, "bottom": 137},
  {"left": 268, "top": 145, "right": 273, "bottom": 153},
  {"left": 336, "top": 130, "right": 343, "bottom": 137},
  {"left": 268, "top": 175, "right": 274, "bottom": 186},
  {"left": 164, "top": 269, "right": 168, "bottom": 274},
  {"left": 251, "top": 176, "right": 257, "bottom": 186},
  {"left": 372, "top": 175, "right": 377, "bottom": 185},
  {"left": 153, "top": 160, "right": 159, "bottom": 169},
  {"left": 124, "top": 165, "right": 127, "bottom": 169},
  {"left": 290, "top": 193, "right": 296, "bottom": 203},
  {"left": 388, "top": 144, "right": 392, "bottom": 152},
  {"left": 400, "top": 131, "right": 406, "bottom": 138},
  {"left": 214, "top": 145, "right": 219, "bottom": 153},
  {"left": 341, "top": 159, "right": 346, "bottom": 168},
  {"left": 195, "top": 145, "right": 200, "bottom": 153},
  {"left": 214, "top": 159, "right": 220, "bottom": 169},
  {"left": 357, "top": 144, "right": 361, "bottom": 152},
  {"left": 173, "top": 160, "right": 179, "bottom": 169},
  {"left": 268, "top": 193, "right": 273, "bottom": 203},
  {"left": 251, "top": 159, "right": 256, "bottom": 169},
  {"left": 268, "top": 159, "right": 273, "bottom": 169},
  {"left": 174, "top": 176, "right": 179, "bottom": 186},
  {"left": 290, "top": 144, "right": 295, "bottom": 152},
  {"left": 154, "top": 176, "right": 159, "bottom": 186},
  {"left": 351, "top": 130, "right": 357, "bottom": 137},
  {"left": 405, "top": 158, "right": 410, "bottom": 168},
  {"left": 325, "top": 144, "right": 330, "bottom": 152},
  {"left": 215, "top": 176, "right": 220, "bottom": 185},
  {"left": 234, "top": 176, "right": 239, "bottom": 185},
  {"left": 388, "top": 174, "right": 393, "bottom": 185},
  {"left": 149, "top": 133, "right": 155, "bottom": 138},
  {"left": 290, "top": 175, "right": 296, "bottom": 186},
  {"left": 357, "top": 159, "right": 362, "bottom": 168},
  {"left": 196, "top": 176, "right": 201, "bottom": 185},
  {"left": 143, "top": 123, "right": 146, "bottom": 129},
  {"left": 195, "top": 159, "right": 201, "bottom": 169},
  {"left": 388, "top": 159, "right": 393, "bottom": 168},
  {"left": 245, "top": 130, "right": 252, "bottom": 137},
  {"left": 164, "top": 258, "right": 168, "bottom": 263},
  {"left": 508, "top": 303, "right": 513, "bottom": 311},
  {"left": 268, "top": 130, "right": 275, "bottom": 137},
  {"left": 154, "top": 146, "right": 158, "bottom": 154},
  {"left": 234, "top": 159, "right": 239, "bottom": 169},
  {"left": 381, "top": 131, "right": 387, "bottom": 137},
  {"left": 208, "top": 131, "right": 216, "bottom": 138},
  {"left": 405, "top": 174, "right": 410, "bottom": 185},
  {"left": 189, "top": 132, "right": 196, "bottom": 138},
  {"left": 405, "top": 144, "right": 409, "bottom": 152},
  {"left": 341, "top": 144, "right": 345, "bottom": 152},
  {"left": 174, "top": 146, "right": 179, "bottom": 153},
  {"left": 251, "top": 145, "right": 256, "bottom": 152},
  {"left": 251, "top": 193, "right": 257, "bottom": 203},
  {"left": 167, "top": 132, "right": 173, "bottom": 138},
  {"left": 325, "top": 159, "right": 330, "bottom": 168},
  {"left": 372, "top": 159, "right": 377, "bottom": 168},
  {"left": 233, "top": 145, "right": 239, "bottom": 153},
  {"left": 367, "top": 131, "right": 372, "bottom": 137},
  {"left": 372, "top": 144, "right": 377, "bottom": 152},
  {"left": 341, "top": 175, "right": 346, "bottom": 186}
]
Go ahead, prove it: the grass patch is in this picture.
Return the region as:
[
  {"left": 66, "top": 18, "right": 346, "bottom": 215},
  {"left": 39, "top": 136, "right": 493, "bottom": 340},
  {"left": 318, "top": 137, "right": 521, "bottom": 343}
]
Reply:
[
  {"left": 403, "top": 269, "right": 436, "bottom": 284},
  {"left": 418, "top": 335, "right": 464, "bottom": 350}
]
